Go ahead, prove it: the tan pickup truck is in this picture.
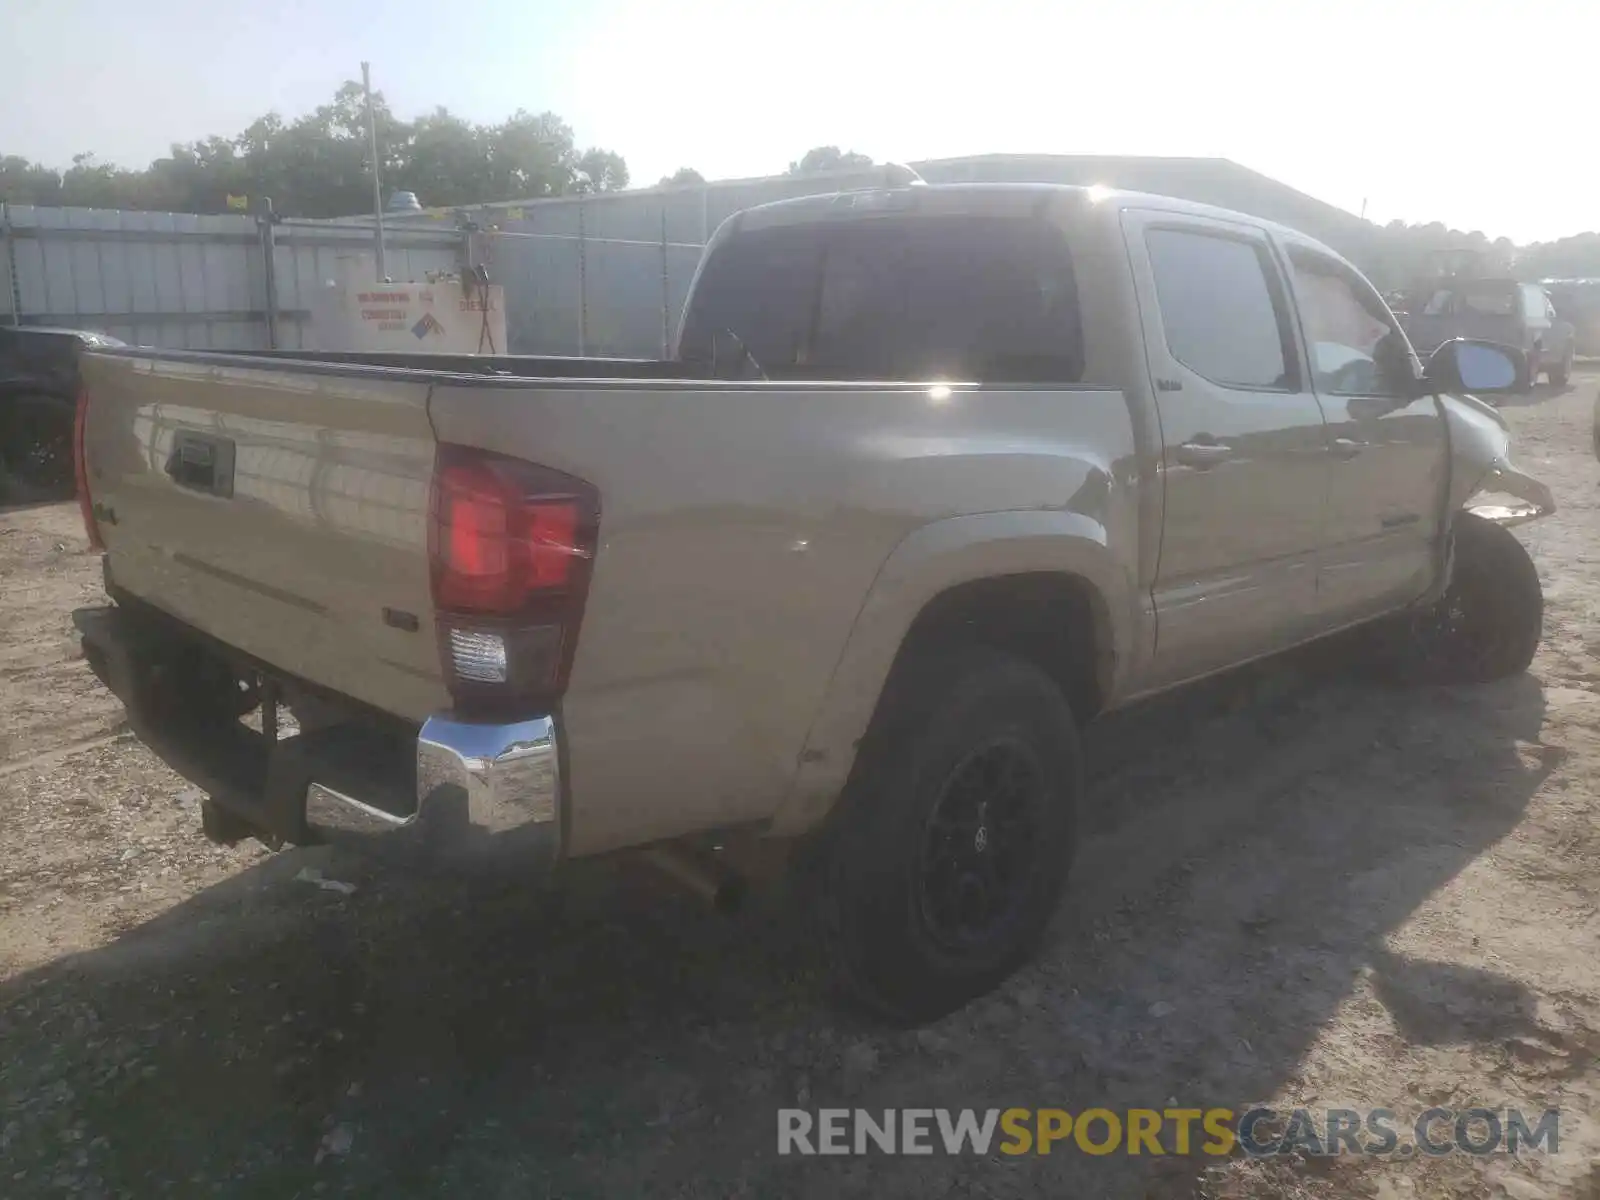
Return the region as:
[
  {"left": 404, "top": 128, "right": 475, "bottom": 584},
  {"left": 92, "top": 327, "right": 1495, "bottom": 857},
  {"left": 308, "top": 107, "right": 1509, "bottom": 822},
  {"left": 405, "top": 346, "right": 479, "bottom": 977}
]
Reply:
[{"left": 71, "top": 184, "right": 1554, "bottom": 1022}]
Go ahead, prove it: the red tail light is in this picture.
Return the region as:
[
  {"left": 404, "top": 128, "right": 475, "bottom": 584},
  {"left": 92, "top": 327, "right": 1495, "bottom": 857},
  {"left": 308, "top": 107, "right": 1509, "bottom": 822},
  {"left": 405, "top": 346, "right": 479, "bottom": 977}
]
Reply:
[
  {"left": 73, "top": 388, "right": 103, "bottom": 552},
  {"left": 428, "top": 444, "right": 599, "bottom": 714}
]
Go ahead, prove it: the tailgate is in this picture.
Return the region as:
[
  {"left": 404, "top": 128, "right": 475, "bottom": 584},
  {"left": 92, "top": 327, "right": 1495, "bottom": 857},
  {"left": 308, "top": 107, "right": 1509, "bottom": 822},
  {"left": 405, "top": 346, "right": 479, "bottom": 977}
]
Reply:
[{"left": 80, "top": 351, "right": 449, "bottom": 722}]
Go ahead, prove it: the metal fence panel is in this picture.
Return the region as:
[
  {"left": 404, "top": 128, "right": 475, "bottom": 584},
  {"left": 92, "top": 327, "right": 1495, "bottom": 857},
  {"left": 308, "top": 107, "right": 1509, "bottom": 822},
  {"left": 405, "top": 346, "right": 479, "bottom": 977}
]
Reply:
[
  {"left": 585, "top": 239, "right": 674, "bottom": 359},
  {"left": 11, "top": 225, "right": 47, "bottom": 324},
  {"left": 479, "top": 228, "right": 706, "bottom": 359},
  {"left": 1, "top": 204, "right": 461, "bottom": 350},
  {"left": 4, "top": 204, "right": 263, "bottom": 347},
  {"left": 3, "top": 165, "right": 906, "bottom": 356},
  {"left": 487, "top": 234, "right": 584, "bottom": 356}
]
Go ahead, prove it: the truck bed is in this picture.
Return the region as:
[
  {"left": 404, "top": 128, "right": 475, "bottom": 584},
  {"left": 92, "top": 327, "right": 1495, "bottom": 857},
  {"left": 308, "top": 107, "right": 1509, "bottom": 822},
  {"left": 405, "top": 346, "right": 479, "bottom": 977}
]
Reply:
[{"left": 77, "top": 348, "right": 718, "bottom": 723}]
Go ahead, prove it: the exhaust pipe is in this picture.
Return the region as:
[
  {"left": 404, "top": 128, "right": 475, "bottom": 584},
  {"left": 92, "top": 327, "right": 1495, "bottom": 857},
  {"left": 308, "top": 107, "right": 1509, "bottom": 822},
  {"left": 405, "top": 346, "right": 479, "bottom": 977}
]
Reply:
[{"left": 642, "top": 844, "right": 747, "bottom": 913}]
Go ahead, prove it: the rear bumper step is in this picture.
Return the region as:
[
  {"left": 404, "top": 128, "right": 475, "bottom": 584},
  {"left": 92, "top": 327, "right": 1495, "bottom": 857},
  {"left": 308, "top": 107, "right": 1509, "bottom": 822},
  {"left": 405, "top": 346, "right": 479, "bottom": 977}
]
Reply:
[{"left": 72, "top": 603, "right": 564, "bottom": 868}]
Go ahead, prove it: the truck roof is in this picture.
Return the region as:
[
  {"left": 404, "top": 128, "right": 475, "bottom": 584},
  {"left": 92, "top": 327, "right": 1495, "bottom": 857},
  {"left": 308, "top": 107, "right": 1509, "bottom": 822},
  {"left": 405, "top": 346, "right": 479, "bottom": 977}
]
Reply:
[{"left": 728, "top": 181, "right": 1340, "bottom": 259}]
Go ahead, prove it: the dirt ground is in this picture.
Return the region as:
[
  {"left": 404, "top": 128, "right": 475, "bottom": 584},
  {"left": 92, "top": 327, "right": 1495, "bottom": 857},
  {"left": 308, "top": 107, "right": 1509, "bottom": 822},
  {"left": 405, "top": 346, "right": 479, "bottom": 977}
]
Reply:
[{"left": 3, "top": 377, "right": 1600, "bottom": 1199}]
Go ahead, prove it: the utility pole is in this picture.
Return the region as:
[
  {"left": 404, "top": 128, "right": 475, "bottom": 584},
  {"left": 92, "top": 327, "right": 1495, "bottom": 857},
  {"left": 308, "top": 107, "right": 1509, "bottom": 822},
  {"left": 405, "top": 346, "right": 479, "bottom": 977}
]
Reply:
[{"left": 362, "top": 61, "right": 388, "bottom": 282}]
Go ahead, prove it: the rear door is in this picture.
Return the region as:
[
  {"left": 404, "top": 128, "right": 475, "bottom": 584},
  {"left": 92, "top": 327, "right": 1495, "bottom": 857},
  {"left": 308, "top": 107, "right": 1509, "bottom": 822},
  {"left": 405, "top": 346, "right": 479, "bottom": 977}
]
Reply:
[
  {"left": 1279, "top": 241, "right": 1447, "bottom": 620},
  {"left": 1121, "top": 210, "right": 1330, "bottom": 683}
]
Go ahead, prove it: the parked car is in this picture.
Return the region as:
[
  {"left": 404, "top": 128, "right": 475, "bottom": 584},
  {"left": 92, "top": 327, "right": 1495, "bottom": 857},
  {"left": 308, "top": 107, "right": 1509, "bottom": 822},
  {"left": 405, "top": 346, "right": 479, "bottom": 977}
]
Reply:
[
  {"left": 0, "top": 326, "right": 123, "bottom": 503},
  {"left": 1399, "top": 278, "right": 1575, "bottom": 387},
  {"left": 1543, "top": 278, "right": 1600, "bottom": 358},
  {"left": 70, "top": 184, "right": 1553, "bottom": 1022}
]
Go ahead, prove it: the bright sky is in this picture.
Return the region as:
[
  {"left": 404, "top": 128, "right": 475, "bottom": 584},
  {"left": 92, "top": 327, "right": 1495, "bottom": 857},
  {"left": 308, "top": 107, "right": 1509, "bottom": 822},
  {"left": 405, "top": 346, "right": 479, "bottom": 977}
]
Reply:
[{"left": 4, "top": 0, "right": 1597, "bottom": 243}]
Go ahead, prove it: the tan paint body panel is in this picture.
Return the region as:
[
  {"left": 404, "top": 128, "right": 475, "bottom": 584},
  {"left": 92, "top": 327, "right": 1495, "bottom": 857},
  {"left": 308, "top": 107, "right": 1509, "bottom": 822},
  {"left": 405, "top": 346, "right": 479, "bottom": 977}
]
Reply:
[{"left": 428, "top": 380, "right": 1141, "bottom": 854}]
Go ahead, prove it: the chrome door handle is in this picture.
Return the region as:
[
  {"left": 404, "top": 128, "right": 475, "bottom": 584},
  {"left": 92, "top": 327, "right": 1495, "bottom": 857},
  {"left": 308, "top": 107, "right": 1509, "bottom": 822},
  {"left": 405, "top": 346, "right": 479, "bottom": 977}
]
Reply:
[
  {"left": 1175, "top": 440, "right": 1233, "bottom": 468},
  {"left": 1330, "top": 437, "right": 1368, "bottom": 459}
]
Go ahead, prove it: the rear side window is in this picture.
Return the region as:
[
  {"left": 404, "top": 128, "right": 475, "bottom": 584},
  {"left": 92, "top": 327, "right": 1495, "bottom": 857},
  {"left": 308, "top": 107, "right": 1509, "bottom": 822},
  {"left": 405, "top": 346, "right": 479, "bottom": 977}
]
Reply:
[
  {"left": 1144, "top": 228, "right": 1295, "bottom": 390},
  {"left": 679, "top": 213, "right": 1083, "bottom": 382}
]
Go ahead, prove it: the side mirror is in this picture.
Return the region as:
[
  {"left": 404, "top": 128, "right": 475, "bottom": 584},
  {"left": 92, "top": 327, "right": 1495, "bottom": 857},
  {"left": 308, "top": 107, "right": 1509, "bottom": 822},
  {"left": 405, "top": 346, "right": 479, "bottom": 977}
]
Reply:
[{"left": 1423, "top": 338, "right": 1528, "bottom": 395}]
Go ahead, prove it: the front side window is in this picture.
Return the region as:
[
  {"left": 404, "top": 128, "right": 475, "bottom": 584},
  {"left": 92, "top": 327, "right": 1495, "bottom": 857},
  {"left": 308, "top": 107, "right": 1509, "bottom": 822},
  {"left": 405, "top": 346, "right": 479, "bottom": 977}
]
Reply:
[
  {"left": 1288, "top": 248, "right": 1413, "bottom": 398},
  {"left": 1145, "top": 227, "right": 1294, "bottom": 390}
]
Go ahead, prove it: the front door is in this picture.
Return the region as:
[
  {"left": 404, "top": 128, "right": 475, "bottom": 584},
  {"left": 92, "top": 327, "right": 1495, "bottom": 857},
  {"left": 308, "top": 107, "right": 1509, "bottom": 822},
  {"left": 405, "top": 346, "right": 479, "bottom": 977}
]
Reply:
[
  {"left": 1280, "top": 240, "right": 1448, "bottom": 620},
  {"left": 1121, "top": 210, "right": 1331, "bottom": 684}
]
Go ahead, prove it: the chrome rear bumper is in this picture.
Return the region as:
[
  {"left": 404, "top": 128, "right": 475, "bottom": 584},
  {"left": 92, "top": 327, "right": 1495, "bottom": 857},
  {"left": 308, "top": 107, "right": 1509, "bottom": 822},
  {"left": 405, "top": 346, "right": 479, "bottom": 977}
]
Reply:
[
  {"left": 307, "top": 714, "right": 564, "bottom": 866},
  {"left": 73, "top": 600, "right": 564, "bottom": 868}
]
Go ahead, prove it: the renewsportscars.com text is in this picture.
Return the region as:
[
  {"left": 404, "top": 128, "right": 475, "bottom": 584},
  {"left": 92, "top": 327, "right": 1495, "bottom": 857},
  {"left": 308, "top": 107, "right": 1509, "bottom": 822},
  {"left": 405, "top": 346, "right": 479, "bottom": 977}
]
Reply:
[{"left": 777, "top": 1106, "right": 1562, "bottom": 1158}]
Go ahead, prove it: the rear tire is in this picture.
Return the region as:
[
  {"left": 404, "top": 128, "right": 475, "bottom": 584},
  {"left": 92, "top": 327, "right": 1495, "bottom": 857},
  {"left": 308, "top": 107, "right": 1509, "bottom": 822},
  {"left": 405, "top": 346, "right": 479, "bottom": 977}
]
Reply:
[
  {"left": 817, "top": 648, "right": 1081, "bottom": 1024},
  {"left": 1392, "top": 513, "right": 1543, "bottom": 683}
]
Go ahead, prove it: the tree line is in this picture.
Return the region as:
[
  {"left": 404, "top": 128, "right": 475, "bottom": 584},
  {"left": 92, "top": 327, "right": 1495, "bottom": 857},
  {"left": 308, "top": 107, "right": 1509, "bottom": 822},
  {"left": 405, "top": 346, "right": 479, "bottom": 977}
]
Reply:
[
  {"left": 1344, "top": 220, "right": 1600, "bottom": 292},
  {"left": 6, "top": 92, "right": 1599, "bottom": 281},
  {"left": 0, "top": 83, "right": 882, "bottom": 221},
  {"left": 0, "top": 81, "right": 632, "bottom": 218}
]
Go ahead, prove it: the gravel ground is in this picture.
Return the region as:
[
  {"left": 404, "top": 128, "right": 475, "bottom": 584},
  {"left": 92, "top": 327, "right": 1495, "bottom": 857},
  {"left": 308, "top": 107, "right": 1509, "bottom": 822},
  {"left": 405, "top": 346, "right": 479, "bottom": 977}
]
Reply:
[{"left": 2, "top": 376, "right": 1600, "bottom": 1198}]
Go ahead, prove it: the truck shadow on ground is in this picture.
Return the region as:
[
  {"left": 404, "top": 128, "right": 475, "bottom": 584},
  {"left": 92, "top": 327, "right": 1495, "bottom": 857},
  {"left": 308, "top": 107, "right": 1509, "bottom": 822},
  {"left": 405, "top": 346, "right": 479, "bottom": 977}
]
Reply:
[{"left": 0, "top": 646, "right": 1555, "bottom": 1198}]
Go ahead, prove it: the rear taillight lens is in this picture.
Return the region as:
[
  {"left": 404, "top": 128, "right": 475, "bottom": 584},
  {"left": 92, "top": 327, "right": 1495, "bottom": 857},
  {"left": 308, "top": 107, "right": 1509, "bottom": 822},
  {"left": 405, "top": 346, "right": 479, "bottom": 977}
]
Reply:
[
  {"left": 73, "top": 388, "right": 103, "bottom": 552},
  {"left": 428, "top": 443, "right": 599, "bottom": 714}
]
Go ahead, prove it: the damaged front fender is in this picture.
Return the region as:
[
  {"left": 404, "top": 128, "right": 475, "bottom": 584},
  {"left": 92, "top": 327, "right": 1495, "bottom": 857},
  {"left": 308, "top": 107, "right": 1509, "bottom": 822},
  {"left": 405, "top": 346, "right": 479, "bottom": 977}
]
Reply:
[{"left": 1441, "top": 392, "right": 1556, "bottom": 527}]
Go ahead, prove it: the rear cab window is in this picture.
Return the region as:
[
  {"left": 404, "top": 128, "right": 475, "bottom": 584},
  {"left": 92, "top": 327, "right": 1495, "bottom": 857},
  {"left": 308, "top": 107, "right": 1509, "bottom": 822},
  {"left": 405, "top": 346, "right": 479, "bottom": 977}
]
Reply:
[{"left": 678, "top": 212, "right": 1084, "bottom": 383}]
